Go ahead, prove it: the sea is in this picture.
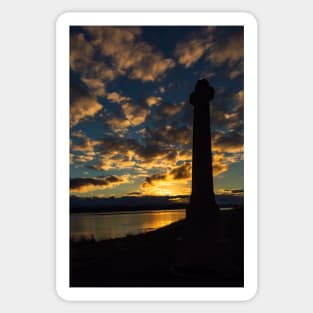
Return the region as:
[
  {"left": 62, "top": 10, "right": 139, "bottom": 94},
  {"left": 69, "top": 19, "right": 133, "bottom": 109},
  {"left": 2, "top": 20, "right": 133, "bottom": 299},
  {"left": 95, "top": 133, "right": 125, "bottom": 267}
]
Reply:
[{"left": 70, "top": 207, "right": 235, "bottom": 241}]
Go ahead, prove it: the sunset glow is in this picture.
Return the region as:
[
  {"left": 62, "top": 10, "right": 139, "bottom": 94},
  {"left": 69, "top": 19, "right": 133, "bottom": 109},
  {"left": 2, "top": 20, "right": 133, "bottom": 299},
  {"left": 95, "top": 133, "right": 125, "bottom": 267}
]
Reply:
[{"left": 70, "top": 26, "right": 244, "bottom": 198}]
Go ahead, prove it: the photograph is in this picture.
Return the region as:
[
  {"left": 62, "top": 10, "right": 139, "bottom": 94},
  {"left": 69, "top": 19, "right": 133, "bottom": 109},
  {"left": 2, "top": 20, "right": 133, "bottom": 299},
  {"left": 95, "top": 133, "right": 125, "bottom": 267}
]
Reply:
[
  {"left": 56, "top": 12, "right": 257, "bottom": 300},
  {"left": 69, "top": 24, "right": 244, "bottom": 287}
]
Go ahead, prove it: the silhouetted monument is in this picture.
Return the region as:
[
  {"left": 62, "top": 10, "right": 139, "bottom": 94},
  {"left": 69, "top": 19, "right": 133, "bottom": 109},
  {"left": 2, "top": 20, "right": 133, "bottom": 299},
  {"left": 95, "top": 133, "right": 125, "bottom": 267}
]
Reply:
[
  {"left": 170, "top": 79, "right": 224, "bottom": 278},
  {"left": 187, "top": 79, "right": 218, "bottom": 225}
]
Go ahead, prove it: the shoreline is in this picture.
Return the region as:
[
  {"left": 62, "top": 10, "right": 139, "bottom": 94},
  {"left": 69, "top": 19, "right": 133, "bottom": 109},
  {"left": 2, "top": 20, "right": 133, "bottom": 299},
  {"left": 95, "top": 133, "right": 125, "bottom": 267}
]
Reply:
[
  {"left": 70, "top": 207, "right": 243, "bottom": 287},
  {"left": 70, "top": 204, "right": 243, "bottom": 215}
]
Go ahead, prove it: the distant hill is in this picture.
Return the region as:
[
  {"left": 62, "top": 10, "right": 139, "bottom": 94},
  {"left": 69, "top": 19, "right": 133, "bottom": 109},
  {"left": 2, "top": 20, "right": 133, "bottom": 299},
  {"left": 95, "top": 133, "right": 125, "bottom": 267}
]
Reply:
[{"left": 70, "top": 194, "right": 243, "bottom": 213}]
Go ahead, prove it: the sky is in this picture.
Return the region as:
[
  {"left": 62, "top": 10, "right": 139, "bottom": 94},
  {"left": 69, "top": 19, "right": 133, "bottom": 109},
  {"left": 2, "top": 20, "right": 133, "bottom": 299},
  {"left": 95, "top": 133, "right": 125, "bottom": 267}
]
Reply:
[{"left": 69, "top": 26, "right": 244, "bottom": 199}]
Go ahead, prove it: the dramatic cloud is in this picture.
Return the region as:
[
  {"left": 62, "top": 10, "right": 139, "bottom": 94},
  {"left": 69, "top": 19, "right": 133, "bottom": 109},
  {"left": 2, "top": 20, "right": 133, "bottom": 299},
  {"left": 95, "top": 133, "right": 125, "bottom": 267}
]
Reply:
[
  {"left": 73, "top": 152, "right": 96, "bottom": 164},
  {"left": 106, "top": 92, "right": 130, "bottom": 104},
  {"left": 71, "top": 131, "right": 96, "bottom": 152},
  {"left": 70, "top": 32, "right": 116, "bottom": 83},
  {"left": 174, "top": 27, "right": 243, "bottom": 73},
  {"left": 91, "top": 134, "right": 190, "bottom": 173},
  {"left": 215, "top": 188, "right": 244, "bottom": 195},
  {"left": 213, "top": 150, "right": 243, "bottom": 177},
  {"left": 70, "top": 153, "right": 74, "bottom": 165},
  {"left": 95, "top": 160, "right": 129, "bottom": 172},
  {"left": 141, "top": 163, "right": 192, "bottom": 196},
  {"left": 229, "top": 60, "right": 244, "bottom": 80},
  {"left": 135, "top": 146, "right": 178, "bottom": 170},
  {"left": 213, "top": 131, "right": 244, "bottom": 153},
  {"left": 142, "top": 162, "right": 192, "bottom": 187},
  {"left": 70, "top": 175, "right": 129, "bottom": 193},
  {"left": 157, "top": 101, "right": 186, "bottom": 117},
  {"left": 128, "top": 48, "right": 175, "bottom": 81},
  {"left": 212, "top": 152, "right": 231, "bottom": 176},
  {"left": 70, "top": 131, "right": 98, "bottom": 164},
  {"left": 139, "top": 150, "right": 241, "bottom": 195},
  {"left": 169, "top": 162, "right": 192, "bottom": 180},
  {"left": 175, "top": 38, "right": 211, "bottom": 68},
  {"left": 121, "top": 103, "right": 150, "bottom": 126},
  {"left": 69, "top": 26, "right": 244, "bottom": 198},
  {"left": 81, "top": 78, "right": 106, "bottom": 97},
  {"left": 95, "top": 136, "right": 141, "bottom": 155},
  {"left": 208, "top": 30, "right": 243, "bottom": 66},
  {"left": 88, "top": 26, "right": 141, "bottom": 55},
  {"left": 146, "top": 96, "right": 162, "bottom": 107},
  {"left": 70, "top": 33, "right": 94, "bottom": 74},
  {"left": 174, "top": 27, "right": 215, "bottom": 68},
  {"left": 225, "top": 90, "right": 244, "bottom": 131},
  {"left": 84, "top": 26, "right": 175, "bottom": 82},
  {"left": 91, "top": 136, "right": 140, "bottom": 171},
  {"left": 92, "top": 152, "right": 137, "bottom": 172},
  {"left": 210, "top": 89, "right": 244, "bottom": 133},
  {"left": 147, "top": 125, "right": 192, "bottom": 147},
  {"left": 105, "top": 116, "right": 131, "bottom": 134},
  {"left": 127, "top": 192, "right": 142, "bottom": 196},
  {"left": 70, "top": 84, "right": 102, "bottom": 127},
  {"left": 235, "top": 90, "right": 244, "bottom": 110}
]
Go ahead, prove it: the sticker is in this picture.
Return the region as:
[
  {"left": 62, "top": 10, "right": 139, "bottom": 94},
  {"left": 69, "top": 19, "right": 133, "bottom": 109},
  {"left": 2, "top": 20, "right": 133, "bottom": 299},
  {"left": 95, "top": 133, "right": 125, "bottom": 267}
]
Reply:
[{"left": 56, "top": 11, "right": 258, "bottom": 301}]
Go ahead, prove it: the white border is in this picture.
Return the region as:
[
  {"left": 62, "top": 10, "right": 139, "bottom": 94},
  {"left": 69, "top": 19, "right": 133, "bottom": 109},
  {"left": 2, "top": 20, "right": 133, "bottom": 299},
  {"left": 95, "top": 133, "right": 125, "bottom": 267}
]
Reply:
[{"left": 56, "top": 12, "right": 257, "bottom": 301}]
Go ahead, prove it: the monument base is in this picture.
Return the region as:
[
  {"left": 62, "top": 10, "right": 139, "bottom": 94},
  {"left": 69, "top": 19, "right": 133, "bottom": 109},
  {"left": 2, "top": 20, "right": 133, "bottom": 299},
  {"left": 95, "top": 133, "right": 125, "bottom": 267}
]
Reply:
[
  {"left": 170, "top": 206, "right": 240, "bottom": 281},
  {"left": 170, "top": 239, "right": 238, "bottom": 281}
]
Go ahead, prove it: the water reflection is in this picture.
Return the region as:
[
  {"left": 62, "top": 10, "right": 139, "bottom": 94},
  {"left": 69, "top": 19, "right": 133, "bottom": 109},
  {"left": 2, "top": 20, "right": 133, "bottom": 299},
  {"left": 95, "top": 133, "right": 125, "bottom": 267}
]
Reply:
[{"left": 70, "top": 209, "right": 186, "bottom": 241}]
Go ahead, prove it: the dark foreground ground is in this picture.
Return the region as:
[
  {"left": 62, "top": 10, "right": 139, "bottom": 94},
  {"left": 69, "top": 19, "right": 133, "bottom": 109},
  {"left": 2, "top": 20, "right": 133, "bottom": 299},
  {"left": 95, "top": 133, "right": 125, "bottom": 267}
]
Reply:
[{"left": 70, "top": 207, "right": 243, "bottom": 287}]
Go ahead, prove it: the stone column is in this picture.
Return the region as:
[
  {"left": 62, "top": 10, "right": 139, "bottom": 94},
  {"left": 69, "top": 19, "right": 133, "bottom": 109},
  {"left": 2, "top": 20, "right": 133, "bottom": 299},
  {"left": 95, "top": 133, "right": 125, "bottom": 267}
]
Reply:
[
  {"left": 170, "top": 80, "right": 234, "bottom": 280},
  {"left": 187, "top": 79, "right": 218, "bottom": 224}
]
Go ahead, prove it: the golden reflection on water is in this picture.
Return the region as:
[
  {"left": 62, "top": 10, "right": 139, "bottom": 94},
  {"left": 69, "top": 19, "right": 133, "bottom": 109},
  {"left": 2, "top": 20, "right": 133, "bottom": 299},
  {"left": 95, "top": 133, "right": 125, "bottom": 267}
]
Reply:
[{"left": 70, "top": 209, "right": 186, "bottom": 241}]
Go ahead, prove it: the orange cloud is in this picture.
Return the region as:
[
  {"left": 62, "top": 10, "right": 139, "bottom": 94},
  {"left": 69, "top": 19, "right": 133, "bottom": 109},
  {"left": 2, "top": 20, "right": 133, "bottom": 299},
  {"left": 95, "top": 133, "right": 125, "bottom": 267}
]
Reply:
[
  {"left": 175, "top": 38, "right": 211, "bottom": 68},
  {"left": 70, "top": 85, "right": 102, "bottom": 127},
  {"left": 212, "top": 153, "right": 230, "bottom": 176},
  {"left": 158, "top": 102, "right": 185, "bottom": 117},
  {"left": 208, "top": 32, "right": 243, "bottom": 66},
  {"left": 229, "top": 60, "right": 243, "bottom": 79},
  {"left": 85, "top": 26, "right": 175, "bottom": 82},
  {"left": 129, "top": 50, "right": 175, "bottom": 81},
  {"left": 70, "top": 33, "right": 94, "bottom": 74},
  {"left": 142, "top": 162, "right": 192, "bottom": 187},
  {"left": 74, "top": 152, "right": 96, "bottom": 164},
  {"left": 81, "top": 78, "right": 106, "bottom": 97},
  {"left": 141, "top": 163, "right": 192, "bottom": 196},
  {"left": 70, "top": 175, "right": 129, "bottom": 193},
  {"left": 212, "top": 151, "right": 243, "bottom": 177},
  {"left": 106, "top": 116, "right": 131, "bottom": 134},
  {"left": 93, "top": 135, "right": 190, "bottom": 172},
  {"left": 121, "top": 103, "right": 150, "bottom": 126},
  {"left": 106, "top": 92, "right": 130, "bottom": 104},
  {"left": 212, "top": 131, "right": 243, "bottom": 154},
  {"left": 146, "top": 96, "right": 162, "bottom": 107},
  {"left": 215, "top": 188, "right": 244, "bottom": 195},
  {"left": 146, "top": 125, "right": 192, "bottom": 147},
  {"left": 70, "top": 32, "right": 116, "bottom": 83},
  {"left": 86, "top": 26, "right": 141, "bottom": 58},
  {"left": 70, "top": 153, "right": 74, "bottom": 165},
  {"left": 159, "top": 86, "right": 166, "bottom": 93},
  {"left": 224, "top": 90, "right": 244, "bottom": 131},
  {"left": 93, "top": 152, "right": 136, "bottom": 171},
  {"left": 71, "top": 131, "right": 96, "bottom": 152},
  {"left": 70, "top": 131, "right": 98, "bottom": 164},
  {"left": 234, "top": 90, "right": 244, "bottom": 110}
]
